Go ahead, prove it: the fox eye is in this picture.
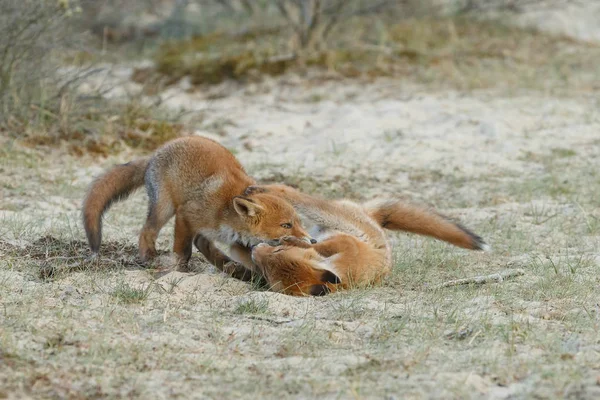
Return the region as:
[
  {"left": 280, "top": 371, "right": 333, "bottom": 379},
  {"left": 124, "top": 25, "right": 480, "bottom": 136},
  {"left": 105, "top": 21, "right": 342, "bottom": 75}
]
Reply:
[
  {"left": 273, "top": 248, "right": 285, "bottom": 254},
  {"left": 280, "top": 223, "right": 292, "bottom": 229}
]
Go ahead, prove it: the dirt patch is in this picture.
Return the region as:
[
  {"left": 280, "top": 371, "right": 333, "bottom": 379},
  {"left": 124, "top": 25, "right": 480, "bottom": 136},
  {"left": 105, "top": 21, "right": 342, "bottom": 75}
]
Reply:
[{"left": 1, "top": 235, "right": 169, "bottom": 280}]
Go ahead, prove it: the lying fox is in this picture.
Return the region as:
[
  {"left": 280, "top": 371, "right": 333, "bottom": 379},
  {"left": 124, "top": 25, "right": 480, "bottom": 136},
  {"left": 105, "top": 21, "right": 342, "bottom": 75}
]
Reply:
[
  {"left": 197, "top": 184, "right": 488, "bottom": 296},
  {"left": 82, "top": 136, "right": 311, "bottom": 273}
]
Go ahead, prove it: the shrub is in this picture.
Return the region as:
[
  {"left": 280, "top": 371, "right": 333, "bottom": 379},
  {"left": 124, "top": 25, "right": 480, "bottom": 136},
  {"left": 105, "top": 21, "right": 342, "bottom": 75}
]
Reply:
[{"left": 0, "top": 0, "right": 82, "bottom": 125}]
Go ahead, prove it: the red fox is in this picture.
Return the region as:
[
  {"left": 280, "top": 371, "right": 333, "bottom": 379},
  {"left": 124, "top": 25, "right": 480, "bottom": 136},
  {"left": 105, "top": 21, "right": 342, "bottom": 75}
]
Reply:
[
  {"left": 82, "top": 137, "right": 312, "bottom": 272},
  {"left": 197, "top": 184, "right": 488, "bottom": 296}
]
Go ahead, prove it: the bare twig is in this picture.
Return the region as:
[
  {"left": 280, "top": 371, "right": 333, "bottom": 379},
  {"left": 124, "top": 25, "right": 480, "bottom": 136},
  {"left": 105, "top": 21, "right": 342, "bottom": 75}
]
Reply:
[
  {"left": 431, "top": 269, "right": 525, "bottom": 290},
  {"left": 55, "top": 67, "right": 105, "bottom": 99},
  {"left": 320, "top": 0, "right": 349, "bottom": 41},
  {"left": 245, "top": 315, "right": 296, "bottom": 325},
  {"left": 302, "top": 0, "right": 321, "bottom": 47},
  {"left": 275, "top": 0, "right": 301, "bottom": 32}
]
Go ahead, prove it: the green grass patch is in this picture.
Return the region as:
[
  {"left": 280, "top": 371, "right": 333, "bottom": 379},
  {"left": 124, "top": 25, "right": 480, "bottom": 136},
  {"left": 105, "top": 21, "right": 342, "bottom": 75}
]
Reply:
[{"left": 234, "top": 297, "right": 270, "bottom": 315}]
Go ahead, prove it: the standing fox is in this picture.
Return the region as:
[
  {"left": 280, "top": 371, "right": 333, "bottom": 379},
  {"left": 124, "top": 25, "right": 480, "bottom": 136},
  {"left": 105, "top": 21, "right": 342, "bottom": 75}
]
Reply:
[
  {"left": 197, "top": 184, "right": 488, "bottom": 296},
  {"left": 82, "top": 136, "right": 312, "bottom": 272}
]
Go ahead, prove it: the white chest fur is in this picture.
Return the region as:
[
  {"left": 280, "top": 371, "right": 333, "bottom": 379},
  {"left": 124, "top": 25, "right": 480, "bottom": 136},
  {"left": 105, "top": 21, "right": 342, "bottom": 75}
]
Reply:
[{"left": 199, "top": 226, "right": 261, "bottom": 247}]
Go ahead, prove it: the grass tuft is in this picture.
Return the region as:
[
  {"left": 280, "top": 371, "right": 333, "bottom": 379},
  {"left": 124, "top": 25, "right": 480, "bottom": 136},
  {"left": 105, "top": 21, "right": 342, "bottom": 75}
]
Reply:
[
  {"left": 111, "top": 281, "right": 153, "bottom": 304},
  {"left": 234, "top": 297, "right": 269, "bottom": 315}
]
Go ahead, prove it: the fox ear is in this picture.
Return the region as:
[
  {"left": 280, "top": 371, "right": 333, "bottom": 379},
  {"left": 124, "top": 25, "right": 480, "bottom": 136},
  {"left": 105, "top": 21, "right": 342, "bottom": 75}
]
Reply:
[
  {"left": 307, "top": 268, "right": 342, "bottom": 296},
  {"left": 321, "top": 270, "right": 342, "bottom": 285},
  {"left": 309, "top": 284, "right": 331, "bottom": 296},
  {"left": 233, "top": 196, "right": 265, "bottom": 218}
]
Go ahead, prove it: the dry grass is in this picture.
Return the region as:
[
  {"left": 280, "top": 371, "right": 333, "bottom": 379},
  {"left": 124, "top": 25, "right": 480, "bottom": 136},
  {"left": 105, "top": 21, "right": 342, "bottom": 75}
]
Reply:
[
  {"left": 14, "top": 99, "right": 187, "bottom": 157},
  {"left": 2, "top": 117, "right": 599, "bottom": 397},
  {"left": 147, "top": 16, "right": 600, "bottom": 92},
  {"left": 2, "top": 6, "right": 600, "bottom": 398}
]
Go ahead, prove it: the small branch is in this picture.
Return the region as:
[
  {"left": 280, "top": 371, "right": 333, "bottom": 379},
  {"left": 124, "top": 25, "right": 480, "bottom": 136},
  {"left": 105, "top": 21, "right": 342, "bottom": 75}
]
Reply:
[
  {"left": 302, "top": 0, "right": 321, "bottom": 47},
  {"left": 55, "top": 67, "right": 105, "bottom": 99},
  {"left": 245, "top": 315, "right": 295, "bottom": 325},
  {"left": 431, "top": 268, "right": 525, "bottom": 290},
  {"left": 275, "top": 0, "right": 301, "bottom": 33},
  {"left": 320, "top": 0, "right": 348, "bottom": 41}
]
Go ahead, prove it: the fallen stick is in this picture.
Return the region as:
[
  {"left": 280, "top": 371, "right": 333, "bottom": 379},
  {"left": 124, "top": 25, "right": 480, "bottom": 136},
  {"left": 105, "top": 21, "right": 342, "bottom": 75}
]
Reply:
[
  {"left": 245, "top": 315, "right": 295, "bottom": 325},
  {"left": 431, "top": 268, "right": 525, "bottom": 290}
]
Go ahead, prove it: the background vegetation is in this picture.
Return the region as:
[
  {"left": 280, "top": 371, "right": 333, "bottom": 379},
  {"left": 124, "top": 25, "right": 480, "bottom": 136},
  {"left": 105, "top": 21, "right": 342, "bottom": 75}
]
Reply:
[{"left": 3, "top": 0, "right": 597, "bottom": 154}]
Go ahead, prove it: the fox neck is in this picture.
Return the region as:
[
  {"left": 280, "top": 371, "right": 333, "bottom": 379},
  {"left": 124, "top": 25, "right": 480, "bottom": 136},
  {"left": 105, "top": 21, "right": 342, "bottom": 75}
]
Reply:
[
  {"left": 200, "top": 225, "right": 262, "bottom": 247},
  {"left": 219, "top": 225, "right": 261, "bottom": 247},
  {"left": 202, "top": 207, "right": 261, "bottom": 246}
]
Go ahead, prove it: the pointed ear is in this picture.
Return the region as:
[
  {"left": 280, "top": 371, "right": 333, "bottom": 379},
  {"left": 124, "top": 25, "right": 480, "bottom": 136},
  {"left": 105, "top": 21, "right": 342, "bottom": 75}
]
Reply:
[
  {"left": 307, "top": 265, "right": 342, "bottom": 295},
  {"left": 321, "top": 270, "right": 342, "bottom": 285},
  {"left": 309, "top": 284, "right": 331, "bottom": 296},
  {"left": 233, "top": 196, "right": 265, "bottom": 218}
]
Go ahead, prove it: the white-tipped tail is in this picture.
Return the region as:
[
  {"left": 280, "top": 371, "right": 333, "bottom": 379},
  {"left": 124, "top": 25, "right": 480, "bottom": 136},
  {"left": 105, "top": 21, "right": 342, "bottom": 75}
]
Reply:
[{"left": 480, "top": 243, "right": 492, "bottom": 252}]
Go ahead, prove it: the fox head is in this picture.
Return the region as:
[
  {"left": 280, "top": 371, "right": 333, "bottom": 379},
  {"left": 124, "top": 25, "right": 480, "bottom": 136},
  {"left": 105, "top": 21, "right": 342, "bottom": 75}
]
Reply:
[
  {"left": 250, "top": 243, "right": 342, "bottom": 296},
  {"left": 232, "top": 193, "right": 312, "bottom": 244}
]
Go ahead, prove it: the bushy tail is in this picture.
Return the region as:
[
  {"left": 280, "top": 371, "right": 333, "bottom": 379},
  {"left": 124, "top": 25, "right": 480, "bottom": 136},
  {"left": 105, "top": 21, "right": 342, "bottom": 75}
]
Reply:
[
  {"left": 82, "top": 157, "right": 150, "bottom": 253},
  {"left": 364, "top": 199, "right": 489, "bottom": 251}
]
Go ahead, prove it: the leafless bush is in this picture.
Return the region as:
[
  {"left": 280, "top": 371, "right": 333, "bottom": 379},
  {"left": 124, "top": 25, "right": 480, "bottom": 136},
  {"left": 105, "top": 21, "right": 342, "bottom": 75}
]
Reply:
[
  {"left": 0, "top": 0, "right": 87, "bottom": 126},
  {"left": 273, "top": 0, "right": 397, "bottom": 49},
  {"left": 203, "top": 0, "right": 563, "bottom": 51},
  {"left": 204, "top": 0, "right": 523, "bottom": 51},
  {"left": 203, "top": 0, "right": 407, "bottom": 50}
]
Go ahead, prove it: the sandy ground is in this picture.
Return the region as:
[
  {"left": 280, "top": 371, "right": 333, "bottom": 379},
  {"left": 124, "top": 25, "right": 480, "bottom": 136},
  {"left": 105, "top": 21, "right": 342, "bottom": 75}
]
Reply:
[{"left": 2, "top": 62, "right": 600, "bottom": 399}]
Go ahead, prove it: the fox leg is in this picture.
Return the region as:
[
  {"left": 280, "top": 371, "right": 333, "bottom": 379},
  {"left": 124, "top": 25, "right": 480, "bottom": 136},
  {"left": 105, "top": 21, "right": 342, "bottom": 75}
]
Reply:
[
  {"left": 311, "top": 239, "right": 347, "bottom": 258},
  {"left": 139, "top": 195, "right": 174, "bottom": 263},
  {"left": 173, "top": 209, "right": 194, "bottom": 269},
  {"left": 193, "top": 235, "right": 253, "bottom": 281},
  {"left": 193, "top": 235, "right": 230, "bottom": 267}
]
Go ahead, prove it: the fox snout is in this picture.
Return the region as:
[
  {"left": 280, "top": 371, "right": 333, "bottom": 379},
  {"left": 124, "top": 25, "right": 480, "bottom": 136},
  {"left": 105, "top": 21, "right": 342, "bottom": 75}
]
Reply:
[
  {"left": 293, "top": 230, "right": 314, "bottom": 244},
  {"left": 268, "top": 236, "right": 315, "bottom": 246}
]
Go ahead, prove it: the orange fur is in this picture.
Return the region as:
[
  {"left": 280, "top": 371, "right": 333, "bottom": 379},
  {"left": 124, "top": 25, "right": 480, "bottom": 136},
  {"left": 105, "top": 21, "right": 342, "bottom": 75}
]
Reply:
[
  {"left": 82, "top": 137, "right": 311, "bottom": 270},
  {"left": 248, "top": 185, "right": 488, "bottom": 296}
]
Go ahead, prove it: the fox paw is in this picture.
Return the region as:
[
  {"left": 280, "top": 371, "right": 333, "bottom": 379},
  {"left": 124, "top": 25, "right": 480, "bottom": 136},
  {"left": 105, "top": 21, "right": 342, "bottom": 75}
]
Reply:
[
  {"left": 138, "top": 248, "right": 157, "bottom": 264},
  {"left": 280, "top": 236, "right": 310, "bottom": 247}
]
